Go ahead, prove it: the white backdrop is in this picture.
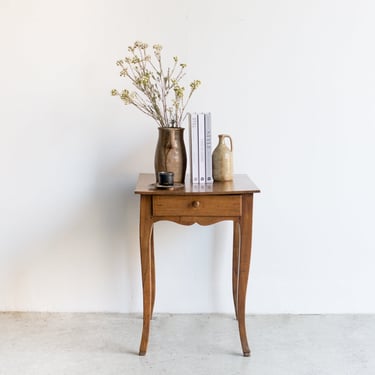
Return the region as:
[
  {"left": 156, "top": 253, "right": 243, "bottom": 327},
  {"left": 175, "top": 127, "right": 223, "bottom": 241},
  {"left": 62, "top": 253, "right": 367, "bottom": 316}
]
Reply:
[{"left": 1, "top": 0, "right": 375, "bottom": 313}]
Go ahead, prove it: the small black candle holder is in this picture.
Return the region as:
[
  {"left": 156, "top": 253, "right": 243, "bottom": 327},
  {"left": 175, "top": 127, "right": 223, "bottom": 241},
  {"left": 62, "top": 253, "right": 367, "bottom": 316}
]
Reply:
[{"left": 158, "top": 171, "right": 174, "bottom": 186}]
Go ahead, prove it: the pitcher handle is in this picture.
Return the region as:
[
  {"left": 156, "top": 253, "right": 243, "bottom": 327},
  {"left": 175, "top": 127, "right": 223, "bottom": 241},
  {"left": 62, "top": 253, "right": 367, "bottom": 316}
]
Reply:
[{"left": 222, "top": 134, "right": 233, "bottom": 152}]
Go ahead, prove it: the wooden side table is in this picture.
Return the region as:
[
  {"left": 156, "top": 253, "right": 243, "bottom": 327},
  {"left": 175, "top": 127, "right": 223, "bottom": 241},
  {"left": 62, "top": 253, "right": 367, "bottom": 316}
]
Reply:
[{"left": 134, "top": 173, "right": 260, "bottom": 356}]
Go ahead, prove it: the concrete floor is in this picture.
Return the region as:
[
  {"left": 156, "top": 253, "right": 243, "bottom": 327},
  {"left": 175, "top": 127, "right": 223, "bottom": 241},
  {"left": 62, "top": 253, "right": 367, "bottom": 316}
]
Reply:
[{"left": 0, "top": 313, "right": 374, "bottom": 375}]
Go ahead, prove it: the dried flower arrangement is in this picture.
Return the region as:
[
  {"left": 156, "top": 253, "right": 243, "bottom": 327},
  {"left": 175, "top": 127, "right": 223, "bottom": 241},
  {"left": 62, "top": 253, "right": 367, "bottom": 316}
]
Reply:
[{"left": 112, "top": 41, "right": 201, "bottom": 128}]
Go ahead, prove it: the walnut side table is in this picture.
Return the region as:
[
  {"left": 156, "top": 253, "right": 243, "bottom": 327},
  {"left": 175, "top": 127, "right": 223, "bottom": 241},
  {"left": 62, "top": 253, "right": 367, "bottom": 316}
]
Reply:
[{"left": 134, "top": 173, "right": 260, "bottom": 356}]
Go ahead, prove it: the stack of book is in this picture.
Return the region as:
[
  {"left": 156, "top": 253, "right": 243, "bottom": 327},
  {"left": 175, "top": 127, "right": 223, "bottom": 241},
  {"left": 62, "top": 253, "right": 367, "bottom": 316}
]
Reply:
[{"left": 188, "top": 112, "right": 213, "bottom": 184}]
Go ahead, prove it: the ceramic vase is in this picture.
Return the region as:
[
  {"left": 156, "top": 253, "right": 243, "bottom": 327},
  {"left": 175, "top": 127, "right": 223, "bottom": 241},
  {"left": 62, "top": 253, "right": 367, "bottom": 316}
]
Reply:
[{"left": 154, "top": 127, "right": 187, "bottom": 184}]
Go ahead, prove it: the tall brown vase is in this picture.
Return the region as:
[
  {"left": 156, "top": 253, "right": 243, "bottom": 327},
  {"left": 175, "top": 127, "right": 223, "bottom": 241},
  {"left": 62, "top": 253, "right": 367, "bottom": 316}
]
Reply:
[{"left": 154, "top": 127, "right": 187, "bottom": 184}]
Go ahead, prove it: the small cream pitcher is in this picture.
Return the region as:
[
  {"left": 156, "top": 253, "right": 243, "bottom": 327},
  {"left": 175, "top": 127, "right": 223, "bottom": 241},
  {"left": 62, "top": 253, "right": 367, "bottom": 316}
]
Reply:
[{"left": 212, "top": 134, "right": 233, "bottom": 181}]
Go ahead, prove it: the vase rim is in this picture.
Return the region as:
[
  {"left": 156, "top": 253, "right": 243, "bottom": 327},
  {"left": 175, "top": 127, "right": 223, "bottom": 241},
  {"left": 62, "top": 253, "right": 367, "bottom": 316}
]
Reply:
[{"left": 158, "top": 127, "right": 185, "bottom": 130}]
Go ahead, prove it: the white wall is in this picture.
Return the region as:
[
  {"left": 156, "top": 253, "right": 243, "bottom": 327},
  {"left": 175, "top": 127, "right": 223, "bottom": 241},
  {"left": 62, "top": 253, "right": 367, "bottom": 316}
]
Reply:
[{"left": 1, "top": 0, "right": 375, "bottom": 313}]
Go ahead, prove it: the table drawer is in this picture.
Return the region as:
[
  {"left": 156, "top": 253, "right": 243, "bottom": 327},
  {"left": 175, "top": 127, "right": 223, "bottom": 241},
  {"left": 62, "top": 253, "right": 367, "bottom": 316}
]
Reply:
[{"left": 153, "top": 195, "right": 241, "bottom": 217}]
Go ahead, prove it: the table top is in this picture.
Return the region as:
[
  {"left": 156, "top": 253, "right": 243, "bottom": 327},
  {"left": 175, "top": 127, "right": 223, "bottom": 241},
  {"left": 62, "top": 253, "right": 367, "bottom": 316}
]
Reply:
[{"left": 134, "top": 173, "right": 260, "bottom": 195}]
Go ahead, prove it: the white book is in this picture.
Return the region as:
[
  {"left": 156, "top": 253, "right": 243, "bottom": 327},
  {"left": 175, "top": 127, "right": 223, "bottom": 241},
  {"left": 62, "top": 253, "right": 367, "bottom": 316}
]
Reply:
[
  {"left": 189, "top": 113, "right": 199, "bottom": 184},
  {"left": 204, "top": 112, "right": 213, "bottom": 183},
  {"left": 197, "top": 112, "right": 206, "bottom": 183}
]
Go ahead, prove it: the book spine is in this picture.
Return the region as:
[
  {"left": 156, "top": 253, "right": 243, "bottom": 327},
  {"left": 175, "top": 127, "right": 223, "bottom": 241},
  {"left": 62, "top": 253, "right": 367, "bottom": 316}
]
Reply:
[
  {"left": 197, "top": 113, "right": 206, "bottom": 183},
  {"left": 205, "top": 112, "right": 213, "bottom": 183},
  {"left": 189, "top": 113, "right": 199, "bottom": 184}
]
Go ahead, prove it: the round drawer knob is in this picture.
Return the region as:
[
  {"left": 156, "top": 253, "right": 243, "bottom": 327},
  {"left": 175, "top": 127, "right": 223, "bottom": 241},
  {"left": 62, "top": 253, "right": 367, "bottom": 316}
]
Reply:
[{"left": 192, "top": 201, "right": 200, "bottom": 208}]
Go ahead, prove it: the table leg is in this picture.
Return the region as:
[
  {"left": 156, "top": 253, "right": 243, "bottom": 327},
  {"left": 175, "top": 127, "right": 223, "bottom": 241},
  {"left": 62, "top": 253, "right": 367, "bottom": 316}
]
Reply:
[
  {"left": 139, "top": 195, "right": 153, "bottom": 356},
  {"left": 232, "top": 220, "right": 240, "bottom": 320},
  {"left": 237, "top": 194, "right": 254, "bottom": 357},
  {"left": 151, "top": 227, "right": 156, "bottom": 318}
]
